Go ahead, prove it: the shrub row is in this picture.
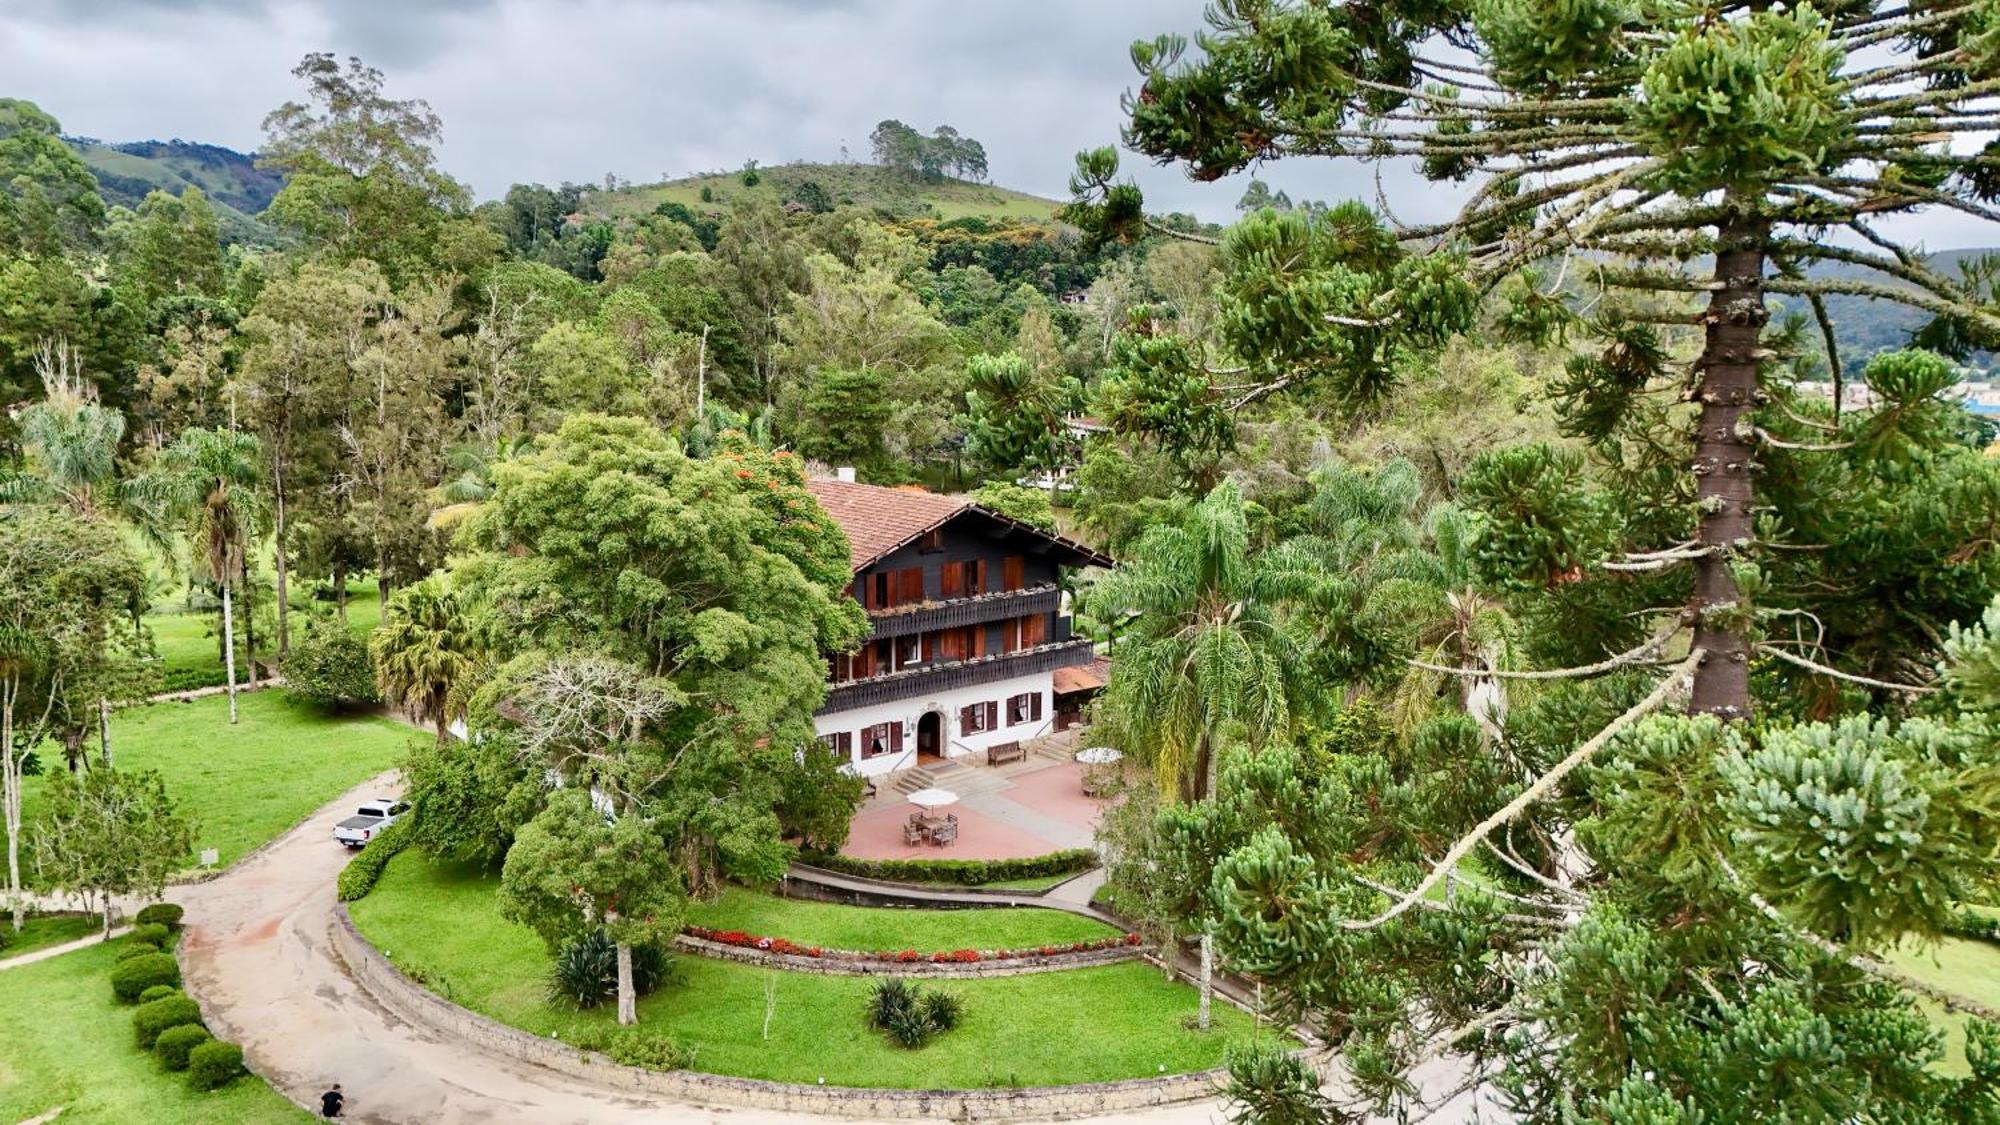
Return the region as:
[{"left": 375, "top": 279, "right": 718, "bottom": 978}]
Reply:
[
  {"left": 798, "top": 848, "right": 1097, "bottom": 887},
  {"left": 335, "top": 816, "right": 412, "bottom": 902},
  {"left": 1946, "top": 909, "right": 2000, "bottom": 945},
  {"left": 683, "top": 925, "right": 1141, "bottom": 964},
  {"left": 867, "top": 978, "right": 963, "bottom": 1049},
  {"left": 104, "top": 907, "right": 247, "bottom": 1091},
  {"left": 561, "top": 1023, "right": 695, "bottom": 1071}
]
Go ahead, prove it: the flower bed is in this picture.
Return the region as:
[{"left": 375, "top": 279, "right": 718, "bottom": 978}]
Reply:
[{"left": 683, "top": 925, "right": 1141, "bottom": 965}]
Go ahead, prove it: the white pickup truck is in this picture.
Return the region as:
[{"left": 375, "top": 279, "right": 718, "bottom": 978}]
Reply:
[{"left": 333, "top": 798, "right": 409, "bottom": 848}]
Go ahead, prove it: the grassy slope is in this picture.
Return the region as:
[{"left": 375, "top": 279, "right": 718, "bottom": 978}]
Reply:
[
  {"left": 1887, "top": 936, "right": 2000, "bottom": 1077},
  {"left": 0, "top": 913, "right": 100, "bottom": 959},
  {"left": 146, "top": 584, "right": 382, "bottom": 694},
  {"left": 590, "top": 162, "right": 1061, "bottom": 224},
  {"left": 23, "top": 691, "right": 409, "bottom": 874},
  {"left": 353, "top": 852, "right": 1252, "bottom": 1088},
  {"left": 684, "top": 886, "right": 1114, "bottom": 950},
  {"left": 0, "top": 941, "right": 307, "bottom": 1123}
]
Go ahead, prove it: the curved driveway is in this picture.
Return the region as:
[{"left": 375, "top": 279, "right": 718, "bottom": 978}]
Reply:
[{"left": 171, "top": 773, "right": 1237, "bottom": 1125}]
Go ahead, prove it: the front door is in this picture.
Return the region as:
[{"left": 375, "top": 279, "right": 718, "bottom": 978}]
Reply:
[{"left": 916, "top": 711, "right": 942, "bottom": 761}]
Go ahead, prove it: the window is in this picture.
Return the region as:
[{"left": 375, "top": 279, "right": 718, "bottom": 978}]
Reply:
[
  {"left": 898, "top": 635, "right": 924, "bottom": 667},
  {"left": 1021, "top": 613, "right": 1047, "bottom": 647},
  {"left": 896, "top": 567, "right": 925, "bottom": 605},
  {"left": 960, "top": 701, "right": 999, "bottom": 734},
  {"left": 1002, "top": 555, "right": 1025, "bottom": 591},
  {"left": 861, "top": 722, "right": 902, "bottom": 759},
  {"left": 818, "top": 731, "right": 853, "bottom": 757},
  {"left": 871, "top": 572, "right": 891, "bottom": 608},
  {"left": 1006, "top": 692, "right": 1044, "bottom": 725},
  {"left": 917, "top": 529, "right": 945, "bottom": 554},
  {"left": 828, "top": 653, "right": 852, "bottom": 683}
]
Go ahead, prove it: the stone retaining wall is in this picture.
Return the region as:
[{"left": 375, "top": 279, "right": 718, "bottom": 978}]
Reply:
[
  {"left": 673, "top": 933, "right": 1140, "bottom": 977},
  {"left": 334, "top": 906, "right": 1223, "bottom": 1120}
]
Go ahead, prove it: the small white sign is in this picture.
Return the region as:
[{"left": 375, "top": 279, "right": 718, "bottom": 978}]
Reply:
[{"left": 199, "top": 848, "right": 219, "bottom": 868}]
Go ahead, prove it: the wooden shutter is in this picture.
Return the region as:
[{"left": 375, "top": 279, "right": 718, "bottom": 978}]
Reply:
[
  {"left": 1031, "top": 693, "right": 1043, "bottom": 721},
  {"left": 940, "top": 562, "right": 963, "bottom": 598},
  {"left": 897, "top": 567, "right": 924, "bottom": 604},
  {"left": 1022, "top": 614, "right": 1046, "bottom": 647},
  {"left": 890, "top": 722, "right": 904, "bottom": 754},
  {"left": 985, "top": 701, "right": 999, "bottom": 730},
  {"left": 972, "top": 625, "right": 986, "bottom": 657},
  {"left": 1003, "top": 556, "right": 1024, "bottom": 591},
  {"left": 959, "top": 704, "right": 976, "bottom": 731},
  {"left": 854, "top": 645, "right": 874, "bottom": 678},
  {"left": 1000, "top": 618, "right": 1019, "bottom": 654},
  {"left": 972, "top": 560, "right": 988, "bottom": 593},
  {"left": 922, "top": 632, "right": 937, "bottom": 663},
  {"left": 855, "top": 578, "right": 873, "bottom": 610}
]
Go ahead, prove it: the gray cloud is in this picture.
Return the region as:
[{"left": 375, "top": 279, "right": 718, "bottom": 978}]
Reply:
[{"left": 0, "top": 0, "right": 1985, "bottom": 245}]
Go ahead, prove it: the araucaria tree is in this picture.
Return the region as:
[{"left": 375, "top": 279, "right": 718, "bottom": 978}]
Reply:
[
  {"left": 1074, "top": 0, "right": 2000, "bottom": 718},
  {"left": 1067, "top": 1, "right": 2000, "bottom": 1118}
]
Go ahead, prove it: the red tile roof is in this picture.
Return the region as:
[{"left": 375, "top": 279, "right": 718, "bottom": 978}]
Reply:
[
  {"left": 1053, "top": 656, "right": 1110, "bottom": 694},
  {"left": 806, "top": 479, "right": 969, "bottom": 571}
]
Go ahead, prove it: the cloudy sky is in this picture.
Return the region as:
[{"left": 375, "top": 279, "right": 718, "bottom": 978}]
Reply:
[{"left": 0, "top": 0, "right": 1991, "bottom": 245}]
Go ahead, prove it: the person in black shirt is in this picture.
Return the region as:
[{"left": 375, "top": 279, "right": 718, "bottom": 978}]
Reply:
[{"left": 320, "top": 1083, "right": 344, "bottom": 1118}]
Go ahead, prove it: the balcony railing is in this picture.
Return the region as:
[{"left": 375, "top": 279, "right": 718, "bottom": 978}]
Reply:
[
  {"left": 818, "top": 638, "right": 1096, "bottom": 714},
  {"left": 864, "top": 584, "right": 1062, "bottom": 641}
]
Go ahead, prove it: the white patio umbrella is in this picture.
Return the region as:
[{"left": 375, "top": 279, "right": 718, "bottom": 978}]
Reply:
[
  {"left": 905, "top": 787, "right": 961, "bottom": 812},
  {"left": 1076, "top": 746, "right": 1124, "bottom": 765}
]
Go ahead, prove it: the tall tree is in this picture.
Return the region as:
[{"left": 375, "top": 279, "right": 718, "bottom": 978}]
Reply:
[
  {"left": 1070, "top": 0, "right": 2000, "bottom": 721},
  {"left": 156, "top": 428, "right": 262, "bottom": 724},
  {"left": 33, "top": 767, "right": 196, "bottom": 937},
  {"left": 370, "top": 577, "right": 484, "bottom": 745},
  {"left": 0, "top": 507, "right": 148, "bottom": 932}
]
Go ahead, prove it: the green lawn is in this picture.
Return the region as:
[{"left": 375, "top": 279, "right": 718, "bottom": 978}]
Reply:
[
  {"left": 24, "top": 691, "right": 410, "bottom": 876},
  {"left": 0, "top": 913, "right": 101, "bottom": 960},
  {"left": 353, "top": 851, "right": 1254, "bottom": 1088},
  {"left": 0, "top": 941, "right": 307, "bottom": 1123},
  {"left": 147, "top": 582, "right": 382, "bottom": 694},
  {"left": 1887, "top": 936, "right": 2000, "bottom": 1077},
  {"left": 686, "top": 885, "right": 1115, "bottom": 951}
]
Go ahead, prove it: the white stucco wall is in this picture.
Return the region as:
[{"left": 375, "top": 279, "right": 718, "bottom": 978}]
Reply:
[{"left": 815, "top": 669, "right": 1057, "bottom": 778}]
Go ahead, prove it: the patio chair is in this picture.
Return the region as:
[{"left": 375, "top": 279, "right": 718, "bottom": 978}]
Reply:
[
  {"left": 931, "top": 820, "right": 959, "bottom": 846},
  {"left": 904, "top": 821, "right": 928, "bottom": 846}
]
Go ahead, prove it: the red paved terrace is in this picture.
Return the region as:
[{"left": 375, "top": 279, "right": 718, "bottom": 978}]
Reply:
[{"left": 841, "top": 758, "right": 1112, "bottom": 861}]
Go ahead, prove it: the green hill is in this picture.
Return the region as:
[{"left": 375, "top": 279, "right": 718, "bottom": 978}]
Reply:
[
  {"left": 63, "top": 136, "right": 283, "bottom": 244},
  {"left": 586, "top": 161, "right": 1063, "bottom": 224}
]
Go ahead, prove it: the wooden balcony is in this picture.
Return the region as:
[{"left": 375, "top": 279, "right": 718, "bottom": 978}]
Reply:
[
  {"left": 817, "top": 638, "right": 1095, "bottom": 715},
  {"left": 864, "top": 584, "right": 1062, "bottom": 641}
]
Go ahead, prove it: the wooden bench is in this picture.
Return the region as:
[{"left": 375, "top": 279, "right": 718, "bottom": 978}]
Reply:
[{"left": 986, "top": 740, "right": 1026, "bottom": 766}]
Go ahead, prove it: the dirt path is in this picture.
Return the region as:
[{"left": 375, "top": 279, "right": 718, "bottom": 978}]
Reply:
[{"left": 170, "top": 773, "right": 1247, "bottom": 1124}]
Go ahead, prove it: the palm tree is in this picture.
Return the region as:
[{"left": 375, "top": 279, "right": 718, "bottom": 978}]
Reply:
[
  {"left": 1086, "top": 481, "right": 1316, "bottom": 803},
  {"left": 156, "top": 428, "right": 262, "bottom": 724},
  {"left": 370, "top": 577, "right": 483, "bottom": 744}
]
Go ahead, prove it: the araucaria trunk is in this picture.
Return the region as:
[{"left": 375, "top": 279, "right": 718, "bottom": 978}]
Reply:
[
  {"left": 615, "top": 941, "right": 637, "bottom": 1026},
  {"left": 274, "top": 465, "right": 290, "bottom": 658},
  {"left": 221, "top": 582, "right": 240, "bottom": 724},
  {"left": 1689, "top": 214, "right": 1768, "bottom": 720}
]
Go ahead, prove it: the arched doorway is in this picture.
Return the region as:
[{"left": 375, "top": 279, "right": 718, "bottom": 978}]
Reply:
[{"left": 916, "top": 710, "right": 943, "bottom": 763}]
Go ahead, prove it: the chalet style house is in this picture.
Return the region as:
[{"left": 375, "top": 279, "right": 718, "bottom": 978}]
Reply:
[{"left": 806, "top": 475, "right": 1112, "bottom": 778}]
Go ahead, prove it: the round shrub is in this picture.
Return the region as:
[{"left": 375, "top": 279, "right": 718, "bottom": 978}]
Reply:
[
  {"left": 110, "top": 952, "right": 181, "bottom": 1002},
  {"left": 139, "top": 985, "right": 182, "bottom": 1004},
  {"left": 154, "top": 1023, "right": 213, "bottom": 1071},
  {"left": 136, "top": 903, "right": 185, "bottom": 929},
  {"left": 131, "top": 922, "right": 171, "bottom": 948},
  {"left": 133, "top": 994, "right": 204, "bottom": 1048},
  {"left": 115, "top": 942, "right": 156, "bottom": 963},
  {"left": 187, "top": 1040, "right": 245, "bottom": 1090}
]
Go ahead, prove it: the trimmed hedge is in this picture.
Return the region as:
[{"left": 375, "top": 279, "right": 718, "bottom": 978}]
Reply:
[
  {"left": 155, "top": 1023, "right": 213, "bottom": 1071},
  {"left": 116, "top": 942, "right": 158, "bottom": 963},
  {"left": 139, "top": 985, "right": 182, "bottom": 1004},
  {"left": 1947, "top": 909, "right": 2000, "bottom": 945},
  {"left": 335, "top": 816, "right": 412, "bottom": 902},
  {"left": 136, "top": 903, "right": 185, "bottom": 929},
  {"left": 134, "top": 994, "right": 205, "bottom": 1048},
  {"left": 110, "top": 952, "right": 182, "bottom": 1001},
  {"left": 800, "top": 848, "right": 1097, "bottom": 887},
  {"left": 188, "top": 1039, "right": 246, "bottom": 1090},
  {"left": 131, "top": 922, "right": 172, "bottom": 948}
]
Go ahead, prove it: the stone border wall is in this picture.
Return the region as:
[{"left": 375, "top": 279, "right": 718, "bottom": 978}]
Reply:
[
  {"left": 333, "top": 906, "right": 1223, "bottom": 1120},
  {"left": 674, "top": 933, "right": 1139, "bottom": 977}
]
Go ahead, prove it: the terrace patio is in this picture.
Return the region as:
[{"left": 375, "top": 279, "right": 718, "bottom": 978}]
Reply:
[{"left": 840, "top": 747, "right": 1124, "bottom": 862}]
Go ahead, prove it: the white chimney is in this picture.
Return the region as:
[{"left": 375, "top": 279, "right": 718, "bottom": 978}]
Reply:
[{"left": 835, "top": 466, "right": 856, "bottom": 483}]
